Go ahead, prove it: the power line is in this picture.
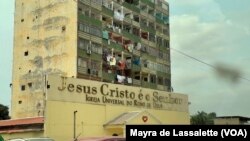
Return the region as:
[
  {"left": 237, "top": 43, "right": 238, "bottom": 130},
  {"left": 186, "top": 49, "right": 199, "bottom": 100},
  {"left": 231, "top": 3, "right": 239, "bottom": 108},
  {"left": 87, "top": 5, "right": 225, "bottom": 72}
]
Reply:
[{"left": 170, "top": 47, "right": 250, "bottom": 82}]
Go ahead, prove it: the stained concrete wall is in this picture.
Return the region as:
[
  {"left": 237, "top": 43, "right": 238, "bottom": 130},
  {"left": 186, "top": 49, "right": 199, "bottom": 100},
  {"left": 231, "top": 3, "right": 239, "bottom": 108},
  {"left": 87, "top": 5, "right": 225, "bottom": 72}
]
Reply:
[{"left": 11, "top": 0, "right": 78, "bottom": 119}]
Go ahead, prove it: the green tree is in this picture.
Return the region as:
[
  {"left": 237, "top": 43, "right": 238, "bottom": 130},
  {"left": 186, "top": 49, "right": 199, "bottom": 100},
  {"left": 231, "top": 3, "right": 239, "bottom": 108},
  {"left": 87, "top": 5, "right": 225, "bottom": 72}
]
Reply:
[
  {"left": 0, "top": 134, "right": 4, "bottom": 141},
  {"left": 190, "top": 111, "right": 216, "bottom": 125},
  {"left": 0, "top": 104, "right": 10, "bottom": 120}
]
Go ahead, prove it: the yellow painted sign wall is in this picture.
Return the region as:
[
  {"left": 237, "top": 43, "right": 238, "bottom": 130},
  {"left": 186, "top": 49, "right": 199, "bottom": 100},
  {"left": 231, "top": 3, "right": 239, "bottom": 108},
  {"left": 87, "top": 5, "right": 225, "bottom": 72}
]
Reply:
[
  {"left": 47, "top": 75, "right": 189, "bottom": 112},
  {"left": 44, "top": 75, "right": 190, "bottom": 141}
]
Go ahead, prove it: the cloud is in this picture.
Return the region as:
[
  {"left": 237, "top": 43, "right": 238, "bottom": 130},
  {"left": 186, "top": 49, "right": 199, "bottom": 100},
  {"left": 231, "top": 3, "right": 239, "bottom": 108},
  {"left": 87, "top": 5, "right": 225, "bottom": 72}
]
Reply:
[{"left": 168, "top": 0, "right": 250, "bottom": 116}]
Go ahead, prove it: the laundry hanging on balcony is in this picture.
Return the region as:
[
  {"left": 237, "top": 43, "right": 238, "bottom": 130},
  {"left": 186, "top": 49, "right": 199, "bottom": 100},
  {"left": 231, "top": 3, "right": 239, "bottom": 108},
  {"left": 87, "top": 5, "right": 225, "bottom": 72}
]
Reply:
[
  {"left": 117, "top": 75, "right": 126, "bottom": 83},
  {"left": 127, "top": 77, "right": 132, "bottom": 84},
  {"left": 102, "top": 30, "right": 109, "bottom": 39},
  {"left": 114, "top": 10, "right": 124, "bottom": 21}
]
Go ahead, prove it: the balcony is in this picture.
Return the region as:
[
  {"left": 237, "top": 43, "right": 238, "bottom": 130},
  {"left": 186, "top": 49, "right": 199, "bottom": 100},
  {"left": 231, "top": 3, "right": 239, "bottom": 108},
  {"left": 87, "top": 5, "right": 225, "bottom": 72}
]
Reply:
[
  {"left": 102, "top": 39, "right": 109, "bottom": 45},
  {"left": 78, "top": 13, "right": 102, "bottom": 27},
  {"left": 132, "top": 50, "right": 141, "bottom": 56},
  {"left": 141, "top": 38, "right": 149, "bottom": 44},
  {"left": 148, "top": 40, "right": 156, "bottom": 47},
  {"left": 79, "top": 0, "right": 90, "bottom": 5},
  {"left": 91, "top": 1, "right": 102, "bottom": 10},
  {"left": 156, "top": 18, "right": 165, "bottom": 25},
  {"left": 141, "top": 53, "right": 156, "bottom": 61},
  {"left": 157, "top": 84, "right": 165, "bottom": 91},
  {"left": 78, "top": 49, "right": 88, "bottom": 57},
  {"left": 132, "top": 21, "right": 140, "bottom": 27},
  {"left": 110, "top": 42, "right": 123, "bottom": 51},
  {"left": 90, "top": 53, "right": 102, "bottom": 61},
  {"left": 78, "top": 49, "right": 102, "bottom": 61},
  {"left": 78, "top": 66, "right": 88, "bottom": 74},
  {"left": 102, "top": 71, "right": 116, "bottom": 81},
  {"left": 141, "top": 67, "right": 151, "bottom": 73},
  {"left": 124, "top": 17, "right": 132, "bottom": 24},
  {"left": 133, "top": 79, "right": 141, "bottom": 86},
  {"left": 142, "top": 81, "right": 157, "bottom": 89},
  {"left": 132, "top": 64, "right": 141, "bottom": 72},
  {"left": 141, "top": 0, "right": 155, "bottom": 8},
  {"left": 102, "top": 6, "right": 114, "bottom": 17},
  {"left": 122, "top": 2, "right": 140, "bottom": 13},
  {"left": 141, "top": 11, "right": 148, "bottom": 17},
  {"left": 156, "top": 58, "right": 166, "bottom": 65},
  {"left": 158, "top": 45, "right": 167, "bottom": 52},
  {"left": 140, "top": 24, "right": 156, "bottom": 34},
  {"left": 122, "top": 30, "right": 140, "bottom": 42},
  {"left": 157, "top": 71, "right": 171, "bottom": 79}
]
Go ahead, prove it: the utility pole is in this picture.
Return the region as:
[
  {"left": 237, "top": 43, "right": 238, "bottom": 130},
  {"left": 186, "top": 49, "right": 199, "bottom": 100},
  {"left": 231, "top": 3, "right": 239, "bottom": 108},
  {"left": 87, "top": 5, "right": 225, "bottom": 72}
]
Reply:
[{"left": 73, "top": 110, "right": 78, "bottom": 140}]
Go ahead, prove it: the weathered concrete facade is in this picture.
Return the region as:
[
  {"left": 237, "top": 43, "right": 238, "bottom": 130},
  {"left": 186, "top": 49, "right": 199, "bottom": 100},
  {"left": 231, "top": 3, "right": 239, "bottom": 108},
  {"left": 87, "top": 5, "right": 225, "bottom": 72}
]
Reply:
[{"left": 12, "top": 0, "right": 78, "bottom": 118}]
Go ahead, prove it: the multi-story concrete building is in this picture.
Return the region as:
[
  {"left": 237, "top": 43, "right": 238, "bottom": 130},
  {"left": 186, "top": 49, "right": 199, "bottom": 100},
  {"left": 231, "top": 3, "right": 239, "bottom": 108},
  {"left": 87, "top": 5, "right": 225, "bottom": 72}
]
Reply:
[
  {"left": 1, "top": 1, "right": 190, "bottom": 140},
  {"left": 11, "top": 0, "right": 171, "bottom": 119}
]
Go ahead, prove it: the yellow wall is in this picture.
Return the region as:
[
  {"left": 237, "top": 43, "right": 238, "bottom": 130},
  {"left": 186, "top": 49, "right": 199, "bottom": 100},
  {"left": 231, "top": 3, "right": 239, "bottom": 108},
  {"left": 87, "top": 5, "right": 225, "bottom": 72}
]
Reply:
[
  {"left": 2, "top": 131, "right": 44, "bottom": 140},
  {"left": 43, "top": 74, "right": 190, "bottom": 141},
  {"left": 44, "top": 101, "right": 189, "bottom": 141},
  {"left": 12, "top": 0, "right": 78, "bottom": 119}
]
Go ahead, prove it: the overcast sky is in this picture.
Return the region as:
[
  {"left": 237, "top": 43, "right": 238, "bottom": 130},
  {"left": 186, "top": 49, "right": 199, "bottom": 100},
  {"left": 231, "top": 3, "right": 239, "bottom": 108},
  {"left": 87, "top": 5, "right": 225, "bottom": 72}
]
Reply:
[{"left": 0, "top": 0, "right": 249, "bottom": 117}]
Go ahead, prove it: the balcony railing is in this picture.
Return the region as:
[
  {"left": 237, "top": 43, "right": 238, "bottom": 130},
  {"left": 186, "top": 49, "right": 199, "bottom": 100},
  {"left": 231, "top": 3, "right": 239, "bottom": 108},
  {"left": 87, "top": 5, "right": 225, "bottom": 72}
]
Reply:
[
  {"left": 158, "top": 45, "right": 167, "bottom": 52},
  {"left": 133, "top": 79, "right": 141, "bottom": 86},
  {"left": 78, "top": 49, "right": 88, "bottom": 57},
  {"left": 142, "top": 81, "right": 157, "bottom": 89},
  {"left": 156, "top": 18, "right": 165, "bottom": 25},
  {"left": 141, "top": 0, "right": 155, "bottom": 8},
  {"left": 110, "top": 42, "right": 123, "bottom": 51},
  {"left": 102, "top": 6, "right": 114, "bottom": 17},
  {"left": 78, "top": 13, "right": 102, "bottom": 27},
  {"left": 140, "top": 24, "right": 156, "bottom": 34},
  {"left": 141, "top": 52, "right": 156, "bottom": 61},
  {"left": 132, "top": 64, "right": 141, "bottom": 72},
  {"left": 122, "top": 2, "right": 140, "bottom": 13},
  {"left": 79, "top": 0, "right": 90, "bottom": 5},
  {"left": 90, "top": 53, "right": 102, "bottom": 60},
  {"left": 78, "top": 66, "right": 88, "bottom": 74},
  {"left": 102, "top": 71, "right": 116, "bottom": 81},
  {"left": 157, "top": 71, "right": 171, "bottom": 79},
  {"left": 122, "top": 30, "right": 140, "bottom": 42}
]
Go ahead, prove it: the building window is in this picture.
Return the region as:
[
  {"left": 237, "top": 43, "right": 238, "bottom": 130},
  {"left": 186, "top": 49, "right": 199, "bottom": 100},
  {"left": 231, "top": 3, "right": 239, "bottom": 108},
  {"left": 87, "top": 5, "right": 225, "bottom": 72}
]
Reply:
[
  {"left": 28, "top": 82, "right": 32, "bottom": 88},
  {"left": 62, "top": 26, "right": 66, "bottom": 32},
  {"left": 149, "top": 33, "right": 155, "bottom": 42},
  {"left": 163, "top": 39, "right": 169, "bottom": 48},
  {"left": 18, "top": 100, "right": 22, "bottom": 104},
  {"left": 89, "top": 26, "right": 102, "bottom": 37},
  {"left": 165, "top": 78, "right": 171, "bottom": 86},
  {"left": 147, "top": 46, "right": 158, "bottom": 57},
  {"left": 78, "top": 23, "right": 102, "bottom": 37},
  {"left": 150, "top": 75, "right": 156, "bottom": 84},
  {"left": 78, "top": 23, "right": 90, "bottom": 33},
  {"left": 24, "top": 51, "right": 29, "bottom": 56},
  {"left": 78, "top": 57, "right": 88, "bottom": 74},
  {"left": 78, "top": 57, "right": 88, "bottom": 68},
  {"left": 79, "top": 38, "right": 90, "bottom": 50},
  {"left": 78, "top": 3, "right": 90, "bottom": 16},
  {"left": 89, "top": 60, "right": 100, "bottom": 76},
  {"left": 158, "top": 77, "right": 163, "bottom": 85},
  {"left": 21, "top": 85, "right": 25, "bottom": 91},
  {"left": 91, "top": 42, "right": 102, "bottom": 54}
]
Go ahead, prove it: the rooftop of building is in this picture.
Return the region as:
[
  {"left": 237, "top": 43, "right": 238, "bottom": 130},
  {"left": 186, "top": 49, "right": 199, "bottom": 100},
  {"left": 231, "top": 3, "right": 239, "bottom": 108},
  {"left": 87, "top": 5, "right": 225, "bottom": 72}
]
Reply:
[
  {"left": 215, "top": 116, "right": 250, "bottom": 121},
  {"left": 0, "top": 117, "right": 44, "bottom": 134}
]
